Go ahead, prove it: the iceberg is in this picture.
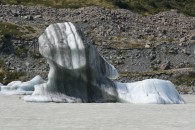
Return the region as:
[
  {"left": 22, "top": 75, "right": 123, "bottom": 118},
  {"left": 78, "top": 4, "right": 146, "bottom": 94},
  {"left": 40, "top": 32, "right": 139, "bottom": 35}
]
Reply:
[
  {"left": 23, "top": 22, "right": 184, "bottom": 104},
  {"left": 24, "top": 22, "right": 118, "bottom": 103},
  {"left": 0, "top": 75, "right": 45, "bottom": 95},
  {"left": 116, "top": 79, "right": 184, "bottom": 104},
  {"left": 0, "top": 22, "right": 184, "bottom": 104}
]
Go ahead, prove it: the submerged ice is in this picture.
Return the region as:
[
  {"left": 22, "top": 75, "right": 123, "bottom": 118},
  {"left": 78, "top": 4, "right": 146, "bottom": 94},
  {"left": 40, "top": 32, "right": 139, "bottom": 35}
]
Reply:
[{"left": 0, "top": 22, "right": 184, "bottom": 104}]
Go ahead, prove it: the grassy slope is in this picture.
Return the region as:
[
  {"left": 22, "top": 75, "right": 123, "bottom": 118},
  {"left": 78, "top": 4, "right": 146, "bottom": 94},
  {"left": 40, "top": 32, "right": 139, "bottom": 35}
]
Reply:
[
  {"left": 110, "top": 0, "right": 195, "bottom": 16},
  {"left": 0, "top": 0, "right": 194, "bottom": 16},
  {"left": 0, "top": 22, "right": 37, "bottom": 39}
]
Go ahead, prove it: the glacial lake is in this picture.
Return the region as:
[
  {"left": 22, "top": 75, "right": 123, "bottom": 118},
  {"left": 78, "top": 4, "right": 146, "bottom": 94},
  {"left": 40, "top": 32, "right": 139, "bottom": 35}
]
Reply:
[{"left": 0, "top": 95, "right": 194, "bottom": 130}]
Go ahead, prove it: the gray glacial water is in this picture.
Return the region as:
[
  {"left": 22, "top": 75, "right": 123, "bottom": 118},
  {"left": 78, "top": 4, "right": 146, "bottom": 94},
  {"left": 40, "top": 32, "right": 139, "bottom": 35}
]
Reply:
[{"left": 0, "top": 95, "right": 194, "bottom": 130}]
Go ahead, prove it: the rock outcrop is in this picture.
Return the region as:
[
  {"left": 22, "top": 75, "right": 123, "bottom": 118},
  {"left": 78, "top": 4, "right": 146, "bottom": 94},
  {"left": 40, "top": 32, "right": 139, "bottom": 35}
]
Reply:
[{"left": 23, "top": 22, "right": 184, "bottom": 104}]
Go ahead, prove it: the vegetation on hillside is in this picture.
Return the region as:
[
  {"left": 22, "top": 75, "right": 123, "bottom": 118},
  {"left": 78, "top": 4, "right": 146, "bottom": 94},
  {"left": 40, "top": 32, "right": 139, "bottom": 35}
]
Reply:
[
  {"left": 0, "top": 0, "right": 115, "bottom": 9},
  {"left": 110, "top": 0, "right": 195, "bottom": 16},
  {"left": 0, "top": 60, "right": 25, "bottom": 84},
  {"left": 0, "top": 69, "right": 25, "bottom": 84},
  {"left": 0, "top": 22, "right": 36, "bottom": 39},
  {"left": 0, "top": 0, "right": 194, "bottom": 16}
]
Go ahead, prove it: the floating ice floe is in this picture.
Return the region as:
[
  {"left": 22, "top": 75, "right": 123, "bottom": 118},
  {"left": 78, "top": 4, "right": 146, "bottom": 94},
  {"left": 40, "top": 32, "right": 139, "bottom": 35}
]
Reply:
[
  {"left": 116, "top": 79, "right": 184, "bottom": 104},
  {"left": 1, "top": 22, "right": 185, "bottom": 104},
  {"left": 0, "top": 75, "right": 46, "bottom": 95}
]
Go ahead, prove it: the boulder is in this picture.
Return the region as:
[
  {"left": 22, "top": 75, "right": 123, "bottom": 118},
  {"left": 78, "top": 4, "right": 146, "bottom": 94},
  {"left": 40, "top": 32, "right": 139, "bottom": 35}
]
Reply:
[{"left": 160, "top": 61, "right": 171, "bottom": 70}]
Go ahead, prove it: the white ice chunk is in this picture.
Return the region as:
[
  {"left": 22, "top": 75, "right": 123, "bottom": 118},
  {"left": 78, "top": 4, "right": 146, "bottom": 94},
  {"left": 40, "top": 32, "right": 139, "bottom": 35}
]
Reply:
[
  {"left": 0, "top": 75, "right": 46, "bottom": 95},
  {"left": 1, "top": 81, "right": 22, "bottom": 91},
  {"left": 18, "top": 75, "right": 46, "bottom": 91},
  {"left": 115, "top": 79, "right": 185, "bottom": 104}
]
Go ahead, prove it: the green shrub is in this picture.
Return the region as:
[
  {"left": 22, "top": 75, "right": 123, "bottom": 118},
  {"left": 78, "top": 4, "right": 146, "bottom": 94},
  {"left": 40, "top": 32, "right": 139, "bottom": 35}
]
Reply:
[
  {"left": 0, "top": 60, "right": 4, "bottom": 68},
  {"left": 0, "top": 70, "right": 25, "bottom": 84},
  {"left": 31, "top": 53, "right": 42, "bottom": 59},
  {"left": 172, "top": 72, "right": 195, "bottom": 86},
  {"left": 0, "top": 22, "right": 38, "bottom": 39},
  {"left": 0, "top": 22, "right": 25, "bottom": 38},
  {"left": 16, "top": 46, "right": 28, "bottom": 58}
]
